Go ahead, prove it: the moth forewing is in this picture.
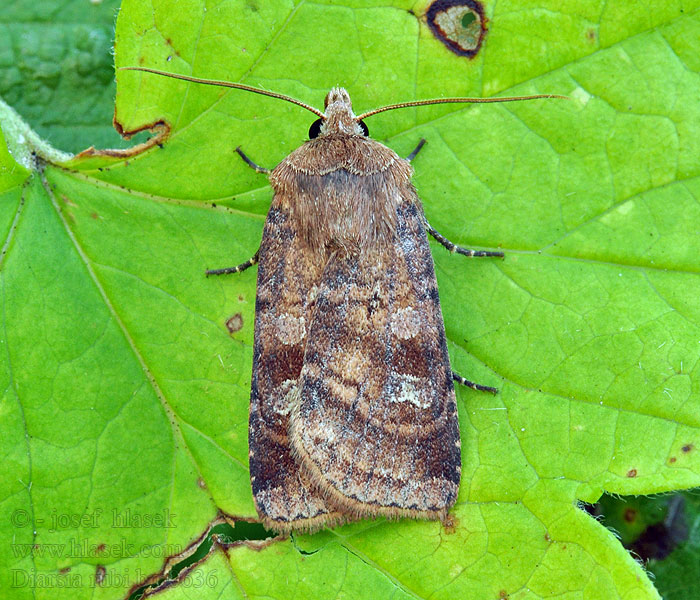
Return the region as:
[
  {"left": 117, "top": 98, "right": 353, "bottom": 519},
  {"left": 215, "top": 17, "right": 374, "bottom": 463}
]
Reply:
[{"left": 247, "top": 190, "right": 343, "bottom": 534}]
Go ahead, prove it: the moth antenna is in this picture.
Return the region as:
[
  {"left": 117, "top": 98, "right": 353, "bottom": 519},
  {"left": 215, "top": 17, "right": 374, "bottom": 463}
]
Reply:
[
  {"left": 356, "top": 94, "right": 568, "bottom": 121},
  {"left": 119, "top": 67, "right": 326, "bottom": 119}
]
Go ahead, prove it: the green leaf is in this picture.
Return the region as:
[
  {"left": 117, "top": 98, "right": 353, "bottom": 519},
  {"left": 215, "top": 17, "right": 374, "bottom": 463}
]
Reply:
[
  {"left": 2, "top": 1, "right": 699, "bottom": 598},
  {"left": 0, "top": 0, "right": 148, "bottom": 153}
]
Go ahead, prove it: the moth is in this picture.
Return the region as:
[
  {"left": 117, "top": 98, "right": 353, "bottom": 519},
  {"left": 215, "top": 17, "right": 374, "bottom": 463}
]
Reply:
[{"left": 123, "top": 67, "right": 562, "bottom": 533}]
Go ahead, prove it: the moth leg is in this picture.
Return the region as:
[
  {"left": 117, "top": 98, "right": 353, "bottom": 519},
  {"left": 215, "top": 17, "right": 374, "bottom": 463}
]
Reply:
[
  {"left": 206, "top": 250, "right": 259, "bottom": 276},
  {"left": 405, "top": 138, "right": 427, "bottom": 162},
  {"left": 425, "top": 220, "right": 504, "bottom": 258},
  {"left": 207, "top": 147, "right": 264, "bottom": 277},
  {"left": 236, "top": 146, "right": 271, "bottom": 174},
  {"left": 452, "top": 371, "right": 498, "bottom": 394}
]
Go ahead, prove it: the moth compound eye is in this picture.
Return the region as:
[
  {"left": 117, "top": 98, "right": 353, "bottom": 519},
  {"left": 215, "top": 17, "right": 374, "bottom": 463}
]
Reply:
[
  {"left": 309, "top": 118, "right": 323, "bottom": 139},
  {"left": 359, "top": 120, "right": 369, "bottom": 136}
]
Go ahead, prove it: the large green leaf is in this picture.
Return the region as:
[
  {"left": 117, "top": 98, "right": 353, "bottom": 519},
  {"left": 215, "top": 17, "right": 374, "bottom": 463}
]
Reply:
[
  {"left": 2, "top": 0, "right": 699, "bottom": 598},
  {"left": 0, "top": 0, "right": 150, "bottom": 153}
]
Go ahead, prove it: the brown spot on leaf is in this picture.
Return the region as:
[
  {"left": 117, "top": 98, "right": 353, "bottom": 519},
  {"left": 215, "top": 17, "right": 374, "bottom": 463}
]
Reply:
[
  {"left": 498, "top": 590, "right": 509, "bottom": 600},
  {"left": 669, "top": 456, "right": 677, "bottom": 463},
  {"left": 624, "top": 508, "right": 638, "bottom": 523},
  {"left": 197, "top": 477, "right": 207, "bottom": 489},
  {"left": 90, "top": 212, "right": 99, "bottom": 219},
  {"left": 426, "top": 0, "right": 487, "bottom": 58},
  {"left": 586, "top": 28, "right": 596, "bottom": 42},
  {"left": 682, "top": 443, "right": 694, "bottom": 453},
  {"left": 96, "top": 543, "right": 106, "bottom": 553},
  {"left": 544, "top": 532, "right": 551, "bottom": 542},
  {"left": 58, "top": 566, "right": 71, "bottom": 575},
  {"left": 226, "top": 313, "right": 244, "bottom": 334},
  {"left": 95, "top": 565, "right": 106, "bottom": 586},
  {"left": 442, "top": 513, "right": 459, "bottom": 533},
  {"left": 627, "top": 468, "right": 638, "bottom": 478}
]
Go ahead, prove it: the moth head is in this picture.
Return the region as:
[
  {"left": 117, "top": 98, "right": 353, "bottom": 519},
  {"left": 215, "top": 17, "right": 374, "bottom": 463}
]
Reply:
[{"left": 308, "top": 87, "right": 369, "bottom": 139}]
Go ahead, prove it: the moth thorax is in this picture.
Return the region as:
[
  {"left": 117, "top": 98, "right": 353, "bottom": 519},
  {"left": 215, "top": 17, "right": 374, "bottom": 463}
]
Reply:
[{"left": 322, "top": 87, "right": 364, "bottom": 136}]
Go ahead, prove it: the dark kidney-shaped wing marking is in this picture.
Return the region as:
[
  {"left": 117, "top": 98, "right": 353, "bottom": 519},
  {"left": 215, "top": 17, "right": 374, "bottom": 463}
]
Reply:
[
  {"left": 249, "top": 198, "right": 344, "bottom": 533},
  {"left": 289, "top": 197, "right": 461, "bottom": 520}
]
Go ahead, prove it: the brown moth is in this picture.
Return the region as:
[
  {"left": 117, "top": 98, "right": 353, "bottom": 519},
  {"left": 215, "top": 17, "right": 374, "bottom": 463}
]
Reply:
[{"left": 122, "top": 67, "right": 563, "bottom": 533}]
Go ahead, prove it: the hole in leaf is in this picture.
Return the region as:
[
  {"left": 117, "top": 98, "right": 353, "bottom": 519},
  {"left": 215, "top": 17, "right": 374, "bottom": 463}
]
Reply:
[
  {"left": 126, "top": 520, "right": 271, "bottom": 600},
  {"left": 585, "top": 493, "right": 689, "bottom": 562},
  {"left": 461, "top": 11, "right": 476, "bottom": 27},
  {"left": 426, "top": 0, "right": 487, "bottom": 58}
]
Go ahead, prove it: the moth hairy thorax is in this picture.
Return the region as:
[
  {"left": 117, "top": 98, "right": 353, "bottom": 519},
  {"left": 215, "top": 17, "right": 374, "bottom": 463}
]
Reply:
[{"left": 272, "top": 88, "right": 411, "bottom": 258}]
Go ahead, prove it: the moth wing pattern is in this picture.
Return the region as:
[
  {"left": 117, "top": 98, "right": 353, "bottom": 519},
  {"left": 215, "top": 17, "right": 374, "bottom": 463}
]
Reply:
[
  {"left": 249, "top": 197, "right": 345, "bottom": 533},
  {"left": 288, "top": 183, "right": 461, "bottom": 520}
]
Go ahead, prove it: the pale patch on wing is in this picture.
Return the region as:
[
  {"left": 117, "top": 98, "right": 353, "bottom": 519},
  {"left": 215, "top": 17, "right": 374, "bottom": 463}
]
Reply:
[
  {"left": 327, "top": 378, "right": 359, "bottom": 404},
  {"left": 255, "top": 483, "right": 325, "bottom": 521},
  {"left": 308, "top": 418, "right": 339, "bottom": 446},
  {"left": 390, "top": 306, "right": 422, "bottom": 339},
  {"left": 275, "top": 313, "right": 306, "bottom": 345},
  {"left": 388, "top": 372, "right": 432, "bottom": 409},
  {"left": 400, "top": 476, "right": 456, "bottom": 509},
  {"left": 271, "top": 379, "right": 298, "bottom": 415},
  {"left": 330, "top": 347, "right": 370, "bottom": 384},
  {"left": 307, "top": 285, "right": 320, "bottom": 303}
]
